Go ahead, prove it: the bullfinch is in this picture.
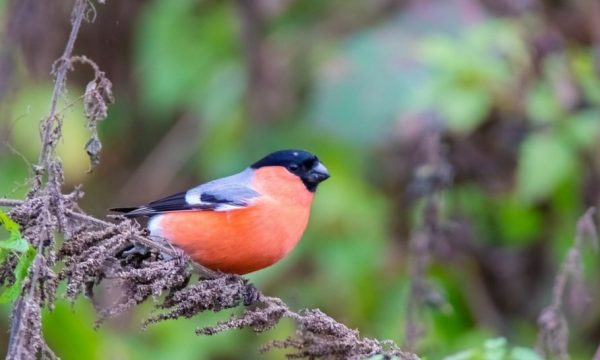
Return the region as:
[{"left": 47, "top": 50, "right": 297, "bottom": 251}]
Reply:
[{"left": 112, "top": 149, "right": 330, "bottom": 274}]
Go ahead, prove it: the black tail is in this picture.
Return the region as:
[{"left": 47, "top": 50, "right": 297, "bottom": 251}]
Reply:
[
  {"left": 110, "top": 207, "right": 139, "bottom": 213},
  {"left": 109, "top": 206, "right": 156, "bottom": 218}
]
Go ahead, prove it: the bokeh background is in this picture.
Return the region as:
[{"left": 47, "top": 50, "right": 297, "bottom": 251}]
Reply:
[{"left": 1, "top": 0, "right": 600, "bottom": 359}]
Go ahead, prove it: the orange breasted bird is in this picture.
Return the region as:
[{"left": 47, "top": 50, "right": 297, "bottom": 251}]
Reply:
[{"left": 111, "top": 150, "right": 330, "bottom": 274}]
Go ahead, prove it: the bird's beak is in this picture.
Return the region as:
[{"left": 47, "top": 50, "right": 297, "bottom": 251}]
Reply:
[{"left": 309, "top": 162, "right": 330, "bottom": 183}]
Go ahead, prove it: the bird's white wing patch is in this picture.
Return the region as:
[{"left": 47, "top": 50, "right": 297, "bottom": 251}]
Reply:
[{"left": 185, "top": 168, "right": 260, "bottom": 211}]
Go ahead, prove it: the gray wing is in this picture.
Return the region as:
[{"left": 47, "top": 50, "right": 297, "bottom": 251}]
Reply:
[
  {"left": 111, "top": 168, "right": 260, "bottom": 217},
  {"left": 185, "top": 169, "right": 260, "bottom": 211}
]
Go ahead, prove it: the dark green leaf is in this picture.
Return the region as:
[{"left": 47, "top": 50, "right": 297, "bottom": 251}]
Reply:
[
  {"left": 517, "top": 133, "right": 576, "bottom": 202},
  {"left": 0, "top": 210, "right": 36, "bottom": 304},
  {"left": 0, "top": 211, "right": 29, "bottom": 255},
  {"left": 0, "top": 246, "right": 36, "bottom": 304}
]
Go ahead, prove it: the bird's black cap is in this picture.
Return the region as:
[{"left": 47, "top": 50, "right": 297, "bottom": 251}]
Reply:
[{"left": 251, "top": 149, "right": 330, "bottom": 192}]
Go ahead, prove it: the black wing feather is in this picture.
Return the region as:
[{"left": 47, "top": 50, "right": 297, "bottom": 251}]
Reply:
[
  {"left": 110, "top": 191, "right": 220, "bottom": 218},
  {"left": 200, "top": 192, "right": 248, "bottom": 206},
  {"left": 147, "top": 191, "right": 193, "bottom": 212}
]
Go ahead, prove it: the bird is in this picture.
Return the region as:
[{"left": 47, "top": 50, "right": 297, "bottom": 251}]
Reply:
[{"left": 111, "top": 149, "right": 330, "bottom": 274}]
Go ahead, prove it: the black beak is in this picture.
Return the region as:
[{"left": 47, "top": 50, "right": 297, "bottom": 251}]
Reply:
[{"left": 308, "top": 162, "right": 330, "bottom": 183}]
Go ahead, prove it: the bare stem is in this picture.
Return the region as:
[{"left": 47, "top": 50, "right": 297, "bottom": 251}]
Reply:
[
  {"left": 0, "top": 198, "right": 23, "bottom": 207},
  {"left": 536, "top": 207, "right": 597, "bottom": 359},
  {"left": 8, "top": 2, "right": 91, "bottom": 356},
  {"left": 403, "top": 130, "right": 450, "bottom": 351},
  {"left": 594, "top": 343, "right": 600, "bottom": 360},
  {"left": 37, "top": 0, "right": 87, "bottom": 169},
  {"left": 6, "top": 242, "right": 46, "bottom": 360}
]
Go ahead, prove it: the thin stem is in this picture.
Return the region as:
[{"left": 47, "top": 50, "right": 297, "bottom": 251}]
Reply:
[
  {"left": 7, "top": 0, "right": 88, "bottom": 356},
  {"left": 6, "top": 242, "right": 46, "bottom": 360},
  {"left": 37, "top": 0, "right": 87, "bottom": 169},
  {"left": 0, "top": 198, "right": 23, "bottom": 207}
]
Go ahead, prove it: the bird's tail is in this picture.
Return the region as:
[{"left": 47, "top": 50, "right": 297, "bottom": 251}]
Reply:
[
  {"left": 110, "top": 207, "right": 138, "bottom": 213},
  {"left": 109, "top": 206, "right": 155, "bottom": 218}
]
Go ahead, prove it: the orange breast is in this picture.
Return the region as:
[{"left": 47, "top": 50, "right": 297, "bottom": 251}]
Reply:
[{"left": 154, "top": 167, "right": 314, "bottom": 274}]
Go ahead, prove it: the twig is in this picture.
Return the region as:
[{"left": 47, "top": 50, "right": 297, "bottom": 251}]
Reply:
[
  {"left": 7, "top": 1, "right": 89, "bottom": 358},
  {"left": 37, "top": 0, "right": 87, "bottom": 170},
  {"left": 6, "top": 242, "right": 46, "bottom": 360},
  {"left": 403, "top": 131, "right": 452, "bottom": 351},
  {"left": 594, "top": 344, "right": 600, "bottom": 360},
  {"left": 0, "top": 198, "right": 23, "bottom": 207},
  {"left": 537, "top": 207, "right": 598, "bottom": 359}
]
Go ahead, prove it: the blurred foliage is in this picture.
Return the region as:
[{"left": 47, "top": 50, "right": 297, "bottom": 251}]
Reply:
[
  {"left": 442, "top": 338, "right": 542, "bottom": 360},
  {"left": 1, "top": 0, "right": 600, "bottom": 359}
]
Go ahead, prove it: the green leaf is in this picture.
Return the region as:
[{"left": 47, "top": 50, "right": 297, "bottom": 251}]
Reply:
[
  {"left": 0, "top": 212, "right": 29, "bottom": 254},
  {"left": 516, "top": 133, "right": 576, "bottom": 202},
  {"left": 496, "top": 199, "right": 542, "bottom": 246},
  {"left": 443, "top": 349, "right": 478, "bottom": 360},
  {"left": 0, "top": 246, "right": 35, "bottom": 304},
  {"left": 0, "top": 210, "right": 36, "bottom": 304},
  {"left": 484, "top": 337, "right": 507, "bottom": 360},
  {"left": 440, "top": 88, "right": 491, "bottom": 133},
  {"left": 0, "top": 210, "right": 20, "bottom": 235},
  {"left": 443, "top": 338, "right": 540, "bottom": 360},
  {"left": 526, "top": 81, "right": 563, "bottom": 123},
  {"left": 509, "top": 347, "right": 543, "bottom": 360},
  {"left": 564, "top": 109, "right": 600, "bottom": 150},
  {"left": 572, "top": 49, "right": 600, "bottom": 105}
]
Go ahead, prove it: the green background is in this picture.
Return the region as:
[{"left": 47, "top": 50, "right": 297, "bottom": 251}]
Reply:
[{"left": 1, "top": 0, "right": 600, "bottom": 359}]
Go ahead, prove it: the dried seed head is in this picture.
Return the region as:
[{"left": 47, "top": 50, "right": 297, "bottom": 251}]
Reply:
[
  {"left": 144, "top": 274, "right": 255, "bottom": 328},
  {"left": 7, "top": 268, "right": 58, "bottom": 360},
  {"left": 69, "top": 55, "right": 114, "bottom": 172},
  {"left": 198, "top": 296, "right": 287, "bottom": 336},
  {"left": 59, "top": 222, "right": 139, "bottom": 302},
  {"left": 537, "top": 307, "right": 569, "bottom": 360},
  {"left": 262, "top": 306, "right": 415, "bottom": 360},
  {"left": 0, "top": 254, "right": 19, "bottom": 287},
  {"left": 96, "top": 254, "right": 191, "bottom": 325}
]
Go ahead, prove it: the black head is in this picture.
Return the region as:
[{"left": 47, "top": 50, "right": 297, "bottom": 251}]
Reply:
[{"left": 251, "top": 149, "right": 330, "bottom": 192}]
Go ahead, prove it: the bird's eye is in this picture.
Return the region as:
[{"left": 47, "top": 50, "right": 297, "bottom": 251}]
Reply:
[{"left": 288, "top": 163, "right": 299, "bottom": 172}]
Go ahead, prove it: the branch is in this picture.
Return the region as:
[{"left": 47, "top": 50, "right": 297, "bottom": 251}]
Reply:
[
  {"left": 537, "top": 207, "right": 598, "bottom": 359},
  {"left": 3, "top": 197, "right": 416, "bottom": 359},
  {"left": 37, "top": 0, "right": 87, "bottom": 171},
  {"left": 6, "top": 242, "right": 46, "bottom": 360},
  {"left": 0, "top": 198, "right": 23, "bottom": 207},
  {"left": 403, "top": 130, "right": 452, "bottom": 351},
  {"left": 6, "top": 1, "right": 90, "bottom": 358}
]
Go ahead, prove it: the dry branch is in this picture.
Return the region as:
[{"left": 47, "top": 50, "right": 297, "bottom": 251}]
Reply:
[
  {"left": 37, "top": 0, "right": 87, "bottom": 172},
  {"left": 403, "top": 130, "right": 452, "bottom": 351},
  {"left": 6, "top": 0, "right": 90, "bottom": 357},
  {"left": 536, "top": 207, "right": 598, "bottom": 359},
  {"left": 1, "top": 193, "right": 417, "bottom": 359}
]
